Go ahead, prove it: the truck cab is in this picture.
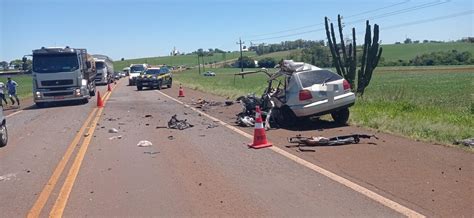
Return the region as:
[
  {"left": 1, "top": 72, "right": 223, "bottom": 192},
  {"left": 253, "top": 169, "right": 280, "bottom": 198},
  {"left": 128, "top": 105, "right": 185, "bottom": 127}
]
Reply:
[
  {"left": 32, "top": 46, "right": 97, "bottom": 107},
  {"left": 93, "top": 55, "right": 114, "bottom": 85},
  {"left": 128, "top": 64, "right": 147, "bottom": 86}
]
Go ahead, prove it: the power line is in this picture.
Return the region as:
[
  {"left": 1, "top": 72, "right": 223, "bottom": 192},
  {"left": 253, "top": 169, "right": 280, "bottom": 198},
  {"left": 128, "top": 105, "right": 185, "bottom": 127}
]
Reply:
[
  {"left": 382, "top": 10, "right": 474, "bottom": 30},
  {"left": 245, "top": 0, "right": 411, "bottom": 38},
  {"left": 246, "top": 0, "right": 451, "bottom": 42}
]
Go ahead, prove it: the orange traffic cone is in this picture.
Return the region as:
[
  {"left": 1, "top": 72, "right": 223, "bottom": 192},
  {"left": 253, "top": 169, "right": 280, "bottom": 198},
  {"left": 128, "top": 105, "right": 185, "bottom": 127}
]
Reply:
[
  {"left": 97, "top": 91, "right": 104, "bottom": 108},
  {"left": 248, "top": 106, "right": 272, "bottom": 149},
  {"left": 107, "top": 83, "right": 112, "bottom": 92},
  {"left": 178, "top": 84, "right": 185, "bottom": 97}
]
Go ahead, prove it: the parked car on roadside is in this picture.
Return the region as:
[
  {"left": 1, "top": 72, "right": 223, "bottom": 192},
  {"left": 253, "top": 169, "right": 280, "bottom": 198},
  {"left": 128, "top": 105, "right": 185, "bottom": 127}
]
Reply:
[
  {"left": 136, "top": 67, "right": 172, "bottom": 90},
  {"left": 0, "top": 108, "right": 8, "bottom": 147},
  {"left": 203, "top": 71, "right": 216, "bottom": 76}
]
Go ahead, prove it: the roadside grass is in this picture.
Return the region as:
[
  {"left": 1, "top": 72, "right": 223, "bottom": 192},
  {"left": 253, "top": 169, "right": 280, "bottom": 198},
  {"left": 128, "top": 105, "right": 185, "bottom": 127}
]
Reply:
[
  {"left": 174, "top": 66, "right": 473, "bottom": 148},
  {"left": 114, "top": 51, "right": 256, "bottom": 70},
  {"left": 0, "top": 74, "right": 32, "bottom": 99}
]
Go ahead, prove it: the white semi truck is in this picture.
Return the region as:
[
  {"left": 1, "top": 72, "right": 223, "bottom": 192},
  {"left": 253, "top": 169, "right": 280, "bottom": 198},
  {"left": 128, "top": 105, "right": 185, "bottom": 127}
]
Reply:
[
  {"left": 93, "top": 55, "right": 114, "bottom": 85},
  {"left": 31, "top": 46, "right": 97, "bottom": 107}
]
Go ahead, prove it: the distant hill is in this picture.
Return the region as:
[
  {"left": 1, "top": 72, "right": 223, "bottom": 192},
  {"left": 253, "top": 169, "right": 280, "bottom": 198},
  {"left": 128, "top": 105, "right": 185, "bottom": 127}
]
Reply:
[
  {"left": 114, "top": 42, "right": 473, "bottom": 69},
  {"left": 114, "top": 51, "right": 256, "bottom": 70}
]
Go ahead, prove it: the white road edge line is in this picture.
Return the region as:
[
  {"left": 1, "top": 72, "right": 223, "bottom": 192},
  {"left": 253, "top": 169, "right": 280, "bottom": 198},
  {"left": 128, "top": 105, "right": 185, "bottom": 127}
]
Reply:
[
  {"left": 6, "top": 110, "right": 23, "bottom": 118},
  {"left": 157, "top": 90, "right": 425, "bottom": 218}
]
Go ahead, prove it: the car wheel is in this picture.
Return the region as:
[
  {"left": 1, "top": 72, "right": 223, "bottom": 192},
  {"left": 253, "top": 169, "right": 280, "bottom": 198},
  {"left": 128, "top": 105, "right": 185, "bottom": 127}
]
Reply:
[
  {"left": 137, "top": 86, "right": 143, "bottom": 91},
  {"left": 80, "top": 98, "right": 89, "bottom": 104},
  {"left": 167, "top": 80, "right": 172, "bottom": 88},
  {"left": 157, "top": 81, "right": 162, "bottom": 90},
  {"left": 0, "top": 122, "right": 8, "bottom": 147},
  {"left": 331, "top": 108, "right": 350, "bottom": 125}
]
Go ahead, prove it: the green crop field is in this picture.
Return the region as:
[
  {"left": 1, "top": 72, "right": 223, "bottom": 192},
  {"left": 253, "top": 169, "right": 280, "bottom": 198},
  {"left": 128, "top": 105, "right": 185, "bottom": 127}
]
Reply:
[
  {"left": 0, "top": 74, "right": 33, "bottom": 99},
  {"left": 380, "top": 42, "right": 474, "bottom": 62},
  {"left": 113, "top": 51, "right": 256, "bottom": 70},
  {"left": 173, "top": 66, "right": 473, "bottom": 147}
]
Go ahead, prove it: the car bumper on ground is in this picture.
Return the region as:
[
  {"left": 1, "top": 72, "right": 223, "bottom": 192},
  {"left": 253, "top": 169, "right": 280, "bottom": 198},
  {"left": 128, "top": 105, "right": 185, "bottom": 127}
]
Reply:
[{"left": 290, "top": 92, "right": 356, "bottom": 117}]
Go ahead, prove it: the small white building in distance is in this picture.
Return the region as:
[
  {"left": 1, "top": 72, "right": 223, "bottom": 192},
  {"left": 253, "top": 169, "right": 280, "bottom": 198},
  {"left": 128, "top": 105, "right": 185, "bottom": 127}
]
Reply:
[{"left": 171, "top": 47, "right": 180, "bottom": 56}]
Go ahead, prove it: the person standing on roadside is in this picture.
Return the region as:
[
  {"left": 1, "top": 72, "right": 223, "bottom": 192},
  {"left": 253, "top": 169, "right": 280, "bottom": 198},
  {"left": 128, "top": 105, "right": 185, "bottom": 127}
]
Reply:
[
  {"left": 6, "top": 77, "right": 20, "bottom": 106},
  {"left": 0, "top": 81, "right": 8, "bottom": 107}
]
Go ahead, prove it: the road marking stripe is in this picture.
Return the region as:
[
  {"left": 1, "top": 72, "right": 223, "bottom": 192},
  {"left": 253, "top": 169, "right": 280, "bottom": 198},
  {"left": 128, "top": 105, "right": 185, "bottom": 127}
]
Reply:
[
  {"left": 49, "top": 82, "right": 116, "bottom": 217},
  {"left": 157, "top": 90, "right": 425, "bottom": 218},
  {"left": 28, "top": 83, "right": 117, "bottom": 217},
  {"left": 27, "top": 107, "right": 98, "bottom": 218},
  {"left": 6, "top": 109, "right": 23, "bottom": 118}
]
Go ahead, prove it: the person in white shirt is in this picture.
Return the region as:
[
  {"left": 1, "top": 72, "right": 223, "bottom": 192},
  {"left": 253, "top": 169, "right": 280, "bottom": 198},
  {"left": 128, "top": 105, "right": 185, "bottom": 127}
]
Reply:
[{"left": 0, "top": 81, "right": 8, "bottom": 107}]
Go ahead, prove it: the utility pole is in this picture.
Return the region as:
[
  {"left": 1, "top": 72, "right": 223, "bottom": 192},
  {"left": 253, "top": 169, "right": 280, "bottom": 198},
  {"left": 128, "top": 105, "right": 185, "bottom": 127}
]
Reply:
[
  {"left": 197, "top": 54, "right": 201, "bottom": 74},
  {"left": 236, "top": 37, "right": 245, "bottom": 72},
  {"left": 202, "top": 55, "right": 205, "bottom": 72}
]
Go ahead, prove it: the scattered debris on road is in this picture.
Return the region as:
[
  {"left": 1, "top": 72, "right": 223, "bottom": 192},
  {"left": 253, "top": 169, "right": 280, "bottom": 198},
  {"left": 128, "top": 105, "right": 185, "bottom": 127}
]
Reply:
[
  {"left": 0, "top": 173, "right": 17, "bottom": 182},
  {"left": 84, "top": 133, "right": 90, "bottom": 137},
  {"left": 454, "top": 138, "right": 474, "bottom": 147},
  {"left": 109, "top": 135, "right": 123, "bottom": 140},
  {"left": 118, "top": 122, "right": 126, "bottom": 125},
  {"left": 143, "top": 151, "right": 160, "bottom": 155},
  {"left": 107, "top": 118, "right": 118, "bottom": 121},
  {"left": 156, "top": 126, "right": 167, "bottom": 129},
  {"left": 193, "top": 98, "right": 223, "bottom": 110},
  {"left": 108, "top": 128, "right": 119, "bottom": 133},
  {"left": 145, "top": 115, "right": 153, "bottom": 118},
  {"left": 224, "top": 100, "right": 234, "bottom": 106},
  {"left": 287, "top": 134, "right": 378, "bottom": 151},
  {"left": 206, "top": 123, "right": 219, "bottom": 129},
  {"left": 237, "top": 116, "right": 255, "bottom": 127},
  {"left": 168, "top": 135, "right": 175, "bottom": 140},
  {"left": 168, "top": 115, "right": 194, "bottom": 130},
  {"left": 137, "top": 140, "right": 153, "bottom": 147}
]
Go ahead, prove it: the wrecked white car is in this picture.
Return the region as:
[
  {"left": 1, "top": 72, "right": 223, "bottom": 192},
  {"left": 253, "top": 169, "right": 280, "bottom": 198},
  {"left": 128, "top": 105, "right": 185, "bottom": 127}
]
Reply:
[{"left": 236, "top": 60, "right": 356, "bottom": 128}]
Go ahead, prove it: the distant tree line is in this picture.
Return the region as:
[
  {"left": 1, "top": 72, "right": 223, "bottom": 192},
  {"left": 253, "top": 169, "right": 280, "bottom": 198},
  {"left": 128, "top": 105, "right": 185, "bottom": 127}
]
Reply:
[
  {"left": 252, "top": 39, "right": 325, "bottom": 55},
  {"left": 380, "top": 50, "right": 474, "bottom": 66}
]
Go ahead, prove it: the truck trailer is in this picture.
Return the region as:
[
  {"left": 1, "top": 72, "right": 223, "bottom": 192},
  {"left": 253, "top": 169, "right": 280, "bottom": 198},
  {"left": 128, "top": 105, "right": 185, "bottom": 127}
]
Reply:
[{"left": 31, "top": 46, "right": 97, "bottom": 107}]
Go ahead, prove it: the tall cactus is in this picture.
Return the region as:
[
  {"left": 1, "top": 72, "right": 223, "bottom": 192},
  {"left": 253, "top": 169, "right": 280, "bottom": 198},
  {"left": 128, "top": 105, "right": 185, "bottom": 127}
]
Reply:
[
  {"left": 357, "top": 20, "right": 383, "bottom": 96},
  {"left": 325, "top": 15, "right": 382, "bottom": 96},
  {"left": 324, "top": 15, "right": 357, "bottom": 89}
]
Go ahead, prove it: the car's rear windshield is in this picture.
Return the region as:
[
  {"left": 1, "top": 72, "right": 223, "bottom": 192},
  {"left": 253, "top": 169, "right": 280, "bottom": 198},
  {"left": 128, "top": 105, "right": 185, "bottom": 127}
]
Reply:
[{"left": 297, "top": 70, "right": 342, "bottom": 88}]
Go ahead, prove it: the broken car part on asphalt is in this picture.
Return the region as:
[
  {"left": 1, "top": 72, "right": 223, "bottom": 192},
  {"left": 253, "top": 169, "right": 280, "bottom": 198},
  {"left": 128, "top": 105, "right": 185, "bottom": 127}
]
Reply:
[
  {"left": 287, "top": 134, "right": 378, "bottom": 150},
  {"left": 137, "top": 140, "right": 153, "bottom": 147},
  {"left": 167, "top": 114, "right": 194, "bottom": 130}
]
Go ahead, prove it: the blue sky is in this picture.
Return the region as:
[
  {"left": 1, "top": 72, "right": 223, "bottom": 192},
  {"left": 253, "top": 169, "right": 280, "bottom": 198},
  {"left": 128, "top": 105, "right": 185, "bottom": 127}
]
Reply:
[{"left": 1, "top": 0, "right": 472, "bottom": 61}]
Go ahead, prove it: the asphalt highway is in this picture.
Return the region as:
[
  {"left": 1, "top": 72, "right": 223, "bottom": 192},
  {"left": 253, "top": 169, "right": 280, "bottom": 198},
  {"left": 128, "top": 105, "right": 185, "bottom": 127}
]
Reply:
[{"left": 0, "top": 80, "right": 471, "bottom": 217}]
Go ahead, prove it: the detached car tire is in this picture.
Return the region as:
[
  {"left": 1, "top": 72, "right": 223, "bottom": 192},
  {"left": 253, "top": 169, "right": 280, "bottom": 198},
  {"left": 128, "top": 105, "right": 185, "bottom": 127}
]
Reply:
[
  {"left": 331, "top": 108, "right": 350, "bottom": 125},
  {"left": 137, "top": 86, "right": 143, "bottom": 91},
  {"left": 0, "top": 121, "right": 8, "bottom": 147}
]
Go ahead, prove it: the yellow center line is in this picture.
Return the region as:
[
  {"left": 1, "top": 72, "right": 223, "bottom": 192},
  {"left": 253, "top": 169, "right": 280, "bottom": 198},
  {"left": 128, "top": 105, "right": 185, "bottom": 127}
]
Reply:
[
  {"left": 49, "top": 82, "right": 117, "bottom": 217},
  {"left": 156, "top": 90, "right": 425, "bottom": 218},
  {"left": 27, "top": 81, "right": 119, "bottom": 218},
  {"left": 27, "top": 107, "right": 98, "bottom": 218}
]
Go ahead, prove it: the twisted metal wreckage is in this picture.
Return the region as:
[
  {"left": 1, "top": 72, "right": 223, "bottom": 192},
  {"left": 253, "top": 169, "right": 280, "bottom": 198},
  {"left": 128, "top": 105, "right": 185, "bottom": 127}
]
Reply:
[{"left": 235, "top": 60, "right": 323, "bottom": 129}]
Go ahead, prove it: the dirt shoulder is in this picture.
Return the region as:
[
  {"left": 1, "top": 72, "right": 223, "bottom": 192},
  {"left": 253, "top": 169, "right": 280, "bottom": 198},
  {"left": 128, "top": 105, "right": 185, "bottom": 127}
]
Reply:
[{"left": 160, "top": 85, "right": 474, "bottom": 217}]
